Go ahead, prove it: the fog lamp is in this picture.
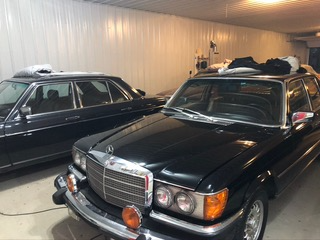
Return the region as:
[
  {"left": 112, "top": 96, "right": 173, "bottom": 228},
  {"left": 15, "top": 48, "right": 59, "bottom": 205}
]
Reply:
[
  {"left": 204, "top": 188, "right": 228, "bottom": 220},
  {"left": 122, "top": 205, "right": 142, "bottom": 229},
  {"left": 67, "top": 174, "right": 78, "bottom": 193}
]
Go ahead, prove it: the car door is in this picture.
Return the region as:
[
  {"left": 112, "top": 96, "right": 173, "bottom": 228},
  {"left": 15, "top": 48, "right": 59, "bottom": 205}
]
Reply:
[
  {"left": 4, "top": 81, "right": 80, "bottom": 166},
  {"left": 107, "top": 80, "right": 153, "bottom": 122},
  {"left": 0, "top": 121, "right": 11, "bottom": 170},
  {"left": 72, "top": 79, "right": 141, "bottom": 136},
  {"left": 275, "top": 77, "right": 320, "bottom": 191}
]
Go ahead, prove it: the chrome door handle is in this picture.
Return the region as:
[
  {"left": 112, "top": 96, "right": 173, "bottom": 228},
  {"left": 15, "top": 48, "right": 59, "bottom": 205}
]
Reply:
[
  {"left": 65, "top": 116, "right": 80, "bottom": 121},
  {"left": 121, "top": 107, "right": 133, "bottom": 111}
]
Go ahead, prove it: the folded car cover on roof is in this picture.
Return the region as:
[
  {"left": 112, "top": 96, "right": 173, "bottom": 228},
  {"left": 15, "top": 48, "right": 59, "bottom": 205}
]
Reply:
[{"left": 13, "top": 64, "right": 54, "bottom": 78}]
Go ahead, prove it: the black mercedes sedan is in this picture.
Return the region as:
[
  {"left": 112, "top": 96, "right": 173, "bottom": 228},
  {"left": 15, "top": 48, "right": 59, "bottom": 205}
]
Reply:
[
  {"left": 53, "top": 72, "right": 320, "bottom": 240},
  {"left": 0, "top": 65, "right": 165, "bottom": 173}
]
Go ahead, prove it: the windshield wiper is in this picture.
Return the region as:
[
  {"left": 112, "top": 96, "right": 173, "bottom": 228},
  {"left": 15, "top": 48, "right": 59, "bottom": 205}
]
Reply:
[{"left": 163, "top": 107, "right": 214, "bottom": 122}]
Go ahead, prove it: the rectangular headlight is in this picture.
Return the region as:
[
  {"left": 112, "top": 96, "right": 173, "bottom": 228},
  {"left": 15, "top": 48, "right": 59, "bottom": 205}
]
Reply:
[{"left": 72, "top": 146, "right": 87, "bottom": 172}]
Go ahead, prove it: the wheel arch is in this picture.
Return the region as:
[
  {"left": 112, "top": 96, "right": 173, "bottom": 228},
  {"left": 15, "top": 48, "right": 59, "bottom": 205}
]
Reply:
[{"left": 245, "top": 170, "right": 278, "bottom": 200}]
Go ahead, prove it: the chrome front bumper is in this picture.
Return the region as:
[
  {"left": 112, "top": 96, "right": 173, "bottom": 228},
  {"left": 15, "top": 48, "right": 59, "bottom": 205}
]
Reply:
[{"left": 54, "top": 174, "right": 243, "bottom": 240}]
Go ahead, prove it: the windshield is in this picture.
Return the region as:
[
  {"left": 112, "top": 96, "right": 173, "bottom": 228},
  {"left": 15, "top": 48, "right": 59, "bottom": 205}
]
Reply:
[
  {"left": 0, "top": 81, "right": 29, "bottom": 119},
  {"left": 165, "top": 78, "right": 283, "bottom": 126}
]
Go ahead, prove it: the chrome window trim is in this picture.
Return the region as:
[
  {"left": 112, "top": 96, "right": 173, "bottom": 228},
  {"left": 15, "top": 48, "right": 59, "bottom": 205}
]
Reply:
[
  {"left": 106, "top": 80, "right": 131, "bottom": 102},
  {"left": 17, "top": 81, "right": 76, "bottom": 117},
  {"left": 74, "top": 82, "right": 84, "bottom": 108},
  {"left": 104, "top": 77, "right": 134, "bottom": 101},
  {"left": 303, "top": 76, "right": 320, "bottom": 111},
  {"left": 16, "top": 106, "right": 78, "bottom": 119},
  {"left": 74, "top": 79, "right": 132, "bottom": 108},
  {"left": 300, "top": 78, "right": 313, "bottom": 111}
]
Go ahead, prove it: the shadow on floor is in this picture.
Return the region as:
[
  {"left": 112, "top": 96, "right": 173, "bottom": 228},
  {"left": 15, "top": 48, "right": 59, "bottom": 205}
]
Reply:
[
  {"left": 0, "top": 157, "right": 72, "bottom": 190},
  {"left": 50, "top": 215, "right": 104, "bottom": 240}
]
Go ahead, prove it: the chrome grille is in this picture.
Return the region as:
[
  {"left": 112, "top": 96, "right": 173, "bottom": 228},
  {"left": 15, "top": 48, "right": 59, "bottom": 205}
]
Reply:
[
  {"left": 86, "top": 156, "right": 152, "bottom": 213},
  {"left": 86, "top": 160, "right": 104, "bottom": 198}
]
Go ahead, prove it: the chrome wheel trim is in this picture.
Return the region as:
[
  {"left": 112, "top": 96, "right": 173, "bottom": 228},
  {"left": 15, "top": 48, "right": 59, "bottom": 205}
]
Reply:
[{"left": 244, "top": 199, "right": 264, "bottom": 240}]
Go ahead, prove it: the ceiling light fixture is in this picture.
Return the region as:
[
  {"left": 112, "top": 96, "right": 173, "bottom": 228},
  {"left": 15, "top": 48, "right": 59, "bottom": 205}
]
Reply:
[{"left": 255, "top": 0, "right": 283, "bottom": 3}]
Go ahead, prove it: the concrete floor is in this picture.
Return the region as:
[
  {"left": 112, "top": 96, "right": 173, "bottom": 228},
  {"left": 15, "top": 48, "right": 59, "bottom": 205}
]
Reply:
[{"left": 0, "top": 158, "right": 320, "bottom": 240}]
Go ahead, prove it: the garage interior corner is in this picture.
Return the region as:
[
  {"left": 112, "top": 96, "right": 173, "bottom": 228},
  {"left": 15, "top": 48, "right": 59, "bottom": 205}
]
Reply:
[{"left": 0, "top": 157, "right": 320, "bottom": 240}]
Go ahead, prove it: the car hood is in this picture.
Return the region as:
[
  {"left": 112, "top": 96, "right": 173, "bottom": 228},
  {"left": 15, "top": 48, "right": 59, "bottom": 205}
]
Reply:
[{"left": 86, "top": 113, "right": 274, "bottom": 190}]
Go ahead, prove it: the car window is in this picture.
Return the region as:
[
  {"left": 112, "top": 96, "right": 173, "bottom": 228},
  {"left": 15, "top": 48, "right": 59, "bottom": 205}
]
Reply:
[
  {"left": 0, "top": 82, "right": 29, "bottom": 105},
  {"left": 25, "top": 83, "right": 74, "bottom": 114},
  {"left": 76, "top": 80, "right": 129, "bottom": 107},
  {"left": 288, "top": 80, "right": 311, "bottom": 112},
  {"left": 177, "top": 83, "right": 207, "bottom": 104},
  {"left": 303, "top": 77, "right": 320, "bottom": 109},
  {"left": 168, "top": 79, "right": 282, "bottom": 125},
  {"left": 0, "top": 81, "right": 29, "bottom": 119},
  {"left": 76, "top": 80, "right": 111, "bottom": 107},
  {"left": 108, "top": 82, "right": 129, "bottom": 103}
]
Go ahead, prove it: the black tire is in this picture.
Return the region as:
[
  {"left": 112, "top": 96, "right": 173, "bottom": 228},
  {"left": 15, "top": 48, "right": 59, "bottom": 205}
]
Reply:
[{"left": 235, "top": 189, "right": 268, "bottom": 240}]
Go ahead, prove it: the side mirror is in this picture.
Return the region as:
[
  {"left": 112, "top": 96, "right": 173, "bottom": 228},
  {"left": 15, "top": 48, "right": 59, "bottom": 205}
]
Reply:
[
  {"left": 292, "top": 112, "right": 314, "bottom": 124},
  {"left": 19, "top": 106, "right": 32, "bottom": 118},
  {"left": 136, "top": 89, "right": 146, "bottom": 97}
]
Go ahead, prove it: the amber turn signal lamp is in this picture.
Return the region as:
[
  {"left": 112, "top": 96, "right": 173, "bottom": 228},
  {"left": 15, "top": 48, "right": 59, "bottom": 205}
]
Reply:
[
  {"left": 122, "top": 205, "right": 142, "bottom": 229},
  {"left": 204, "top": 188, "right": 228, "bottom": 220},
  {"left": 67, "top": 174, "right": 78, "bottom": 193}
]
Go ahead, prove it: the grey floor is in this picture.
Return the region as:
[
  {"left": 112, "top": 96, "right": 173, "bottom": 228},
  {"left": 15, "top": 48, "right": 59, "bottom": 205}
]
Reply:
[{"left": 0, "top": 157, "right": 320, "bottom": 240}]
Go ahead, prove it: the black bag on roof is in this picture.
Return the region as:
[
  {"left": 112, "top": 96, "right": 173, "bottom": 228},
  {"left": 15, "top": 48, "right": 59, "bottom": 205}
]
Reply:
[
  {"left": 259, "top": 58, "right": 291, "bottom": 75},
  {"left": 228, "top": 56, "right": 260, "bottom": 70}
]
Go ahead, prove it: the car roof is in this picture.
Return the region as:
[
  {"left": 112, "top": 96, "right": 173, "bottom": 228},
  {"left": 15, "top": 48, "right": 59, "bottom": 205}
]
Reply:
[
  {"left": 2, "top": 64, "right": 122, "bottom": 84},
  {"left": 5, "top": 72, "right": 121, "bottom": 84},
  {"left": 193, "top": 71, "right": 317, "bottom": 83},
  {"left": 4, "top": 67, "right": 144, "bottom": 99}
]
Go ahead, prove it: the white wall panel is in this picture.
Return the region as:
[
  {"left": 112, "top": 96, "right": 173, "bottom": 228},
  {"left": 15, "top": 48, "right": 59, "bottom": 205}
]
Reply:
[{"left": 0, "top": 0, "right": 306, "bottom": 94}]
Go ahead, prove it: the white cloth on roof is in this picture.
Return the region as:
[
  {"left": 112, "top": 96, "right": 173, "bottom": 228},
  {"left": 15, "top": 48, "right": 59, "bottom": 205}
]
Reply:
[
  {"left": 218, "top": 67, "right": 262, "bottom": 75},
  {"left": 208, "top": 59, "right": 232, "bottom": 70},
  {"left": 13, "top": 64, "right": 54, "bottom": 78},
  {"left": 279, "top": 56, "right": 300, "bottom": 72}
]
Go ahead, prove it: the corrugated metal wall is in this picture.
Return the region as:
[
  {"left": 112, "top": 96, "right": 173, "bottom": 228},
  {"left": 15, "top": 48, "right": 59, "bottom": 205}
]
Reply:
[{"left": 0, "top": 0, "right": 306, "bottom": 94}]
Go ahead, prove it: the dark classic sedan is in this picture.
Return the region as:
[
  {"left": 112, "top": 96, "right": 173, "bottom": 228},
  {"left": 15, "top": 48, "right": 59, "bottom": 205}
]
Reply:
[
  {"left": 0, "top": 66, "right": 165, "bottom": 172},
  {"left": 53, "top": 71, "right": 320, "bottom": 240}
]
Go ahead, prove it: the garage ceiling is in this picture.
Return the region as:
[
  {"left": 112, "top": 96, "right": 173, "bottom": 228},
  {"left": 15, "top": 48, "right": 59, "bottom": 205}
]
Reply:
[{"left": 79, "top": 0, "right": 320, "bottom": 36}]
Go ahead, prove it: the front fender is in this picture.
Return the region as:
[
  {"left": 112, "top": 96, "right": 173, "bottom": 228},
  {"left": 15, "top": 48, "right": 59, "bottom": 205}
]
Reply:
[{"left": 244, "top": 170, "right": 277, "bottom": 200}]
